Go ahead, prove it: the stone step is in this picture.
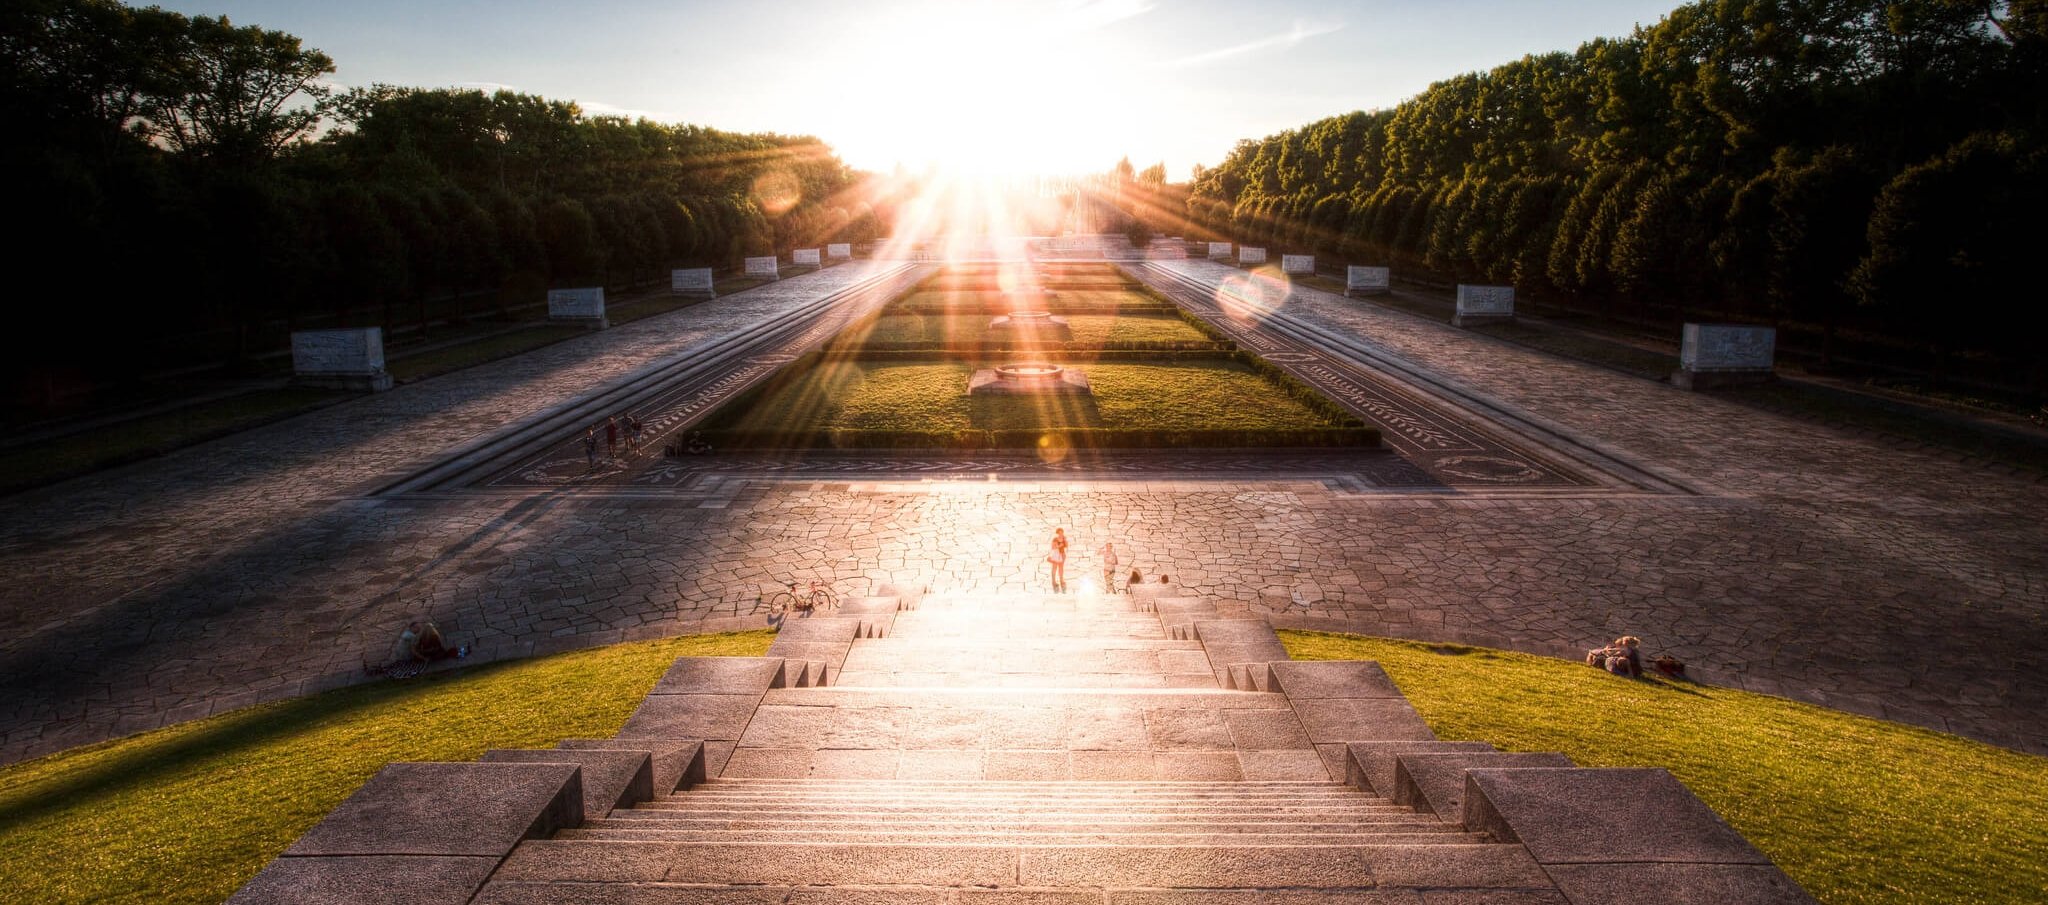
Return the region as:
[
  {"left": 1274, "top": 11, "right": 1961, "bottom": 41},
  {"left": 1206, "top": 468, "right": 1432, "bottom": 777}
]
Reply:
[
  {"left": 622, "top": 810, "right": 1425, "bottom": 823},
  {"left": 653, "top": 788, "right": 1383, "bottom": 802},
  {"left": 691, "top": 779, "right": 1348, "bottom": 790},
  {"left": 488, "top": 840, "right": 1548, "bottom": 889},
  {"left": 844, "top": 638, "right": 1202, "bottom": 650},
  {"left": 669, "top": 787, "right": 1375, "bottom": 800},
  {"left": 556, "top": 828, "right": 1489, "bottom": 846},
  {"left": 582, "top": 816, "right": 1456, "bottom": 834},
  {"left": 828, "top": 672, "right": 1218, "bottom": 688},
  {"left": 632, "top": 795, "right": 1402, "bottom": 810}
]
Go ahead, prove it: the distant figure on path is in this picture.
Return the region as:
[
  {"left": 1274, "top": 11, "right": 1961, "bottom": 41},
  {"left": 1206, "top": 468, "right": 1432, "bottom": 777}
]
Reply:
[
  {"left": 1048, "top": 528, "right": 1069, "bottom": 593},
  {"left": 582, "top": 428, "right": 598, "bottom": 469},
  {"left": 605, "top": 417, "right": 619, "bottom": 459},
  {"left": 628, "top": 415, "right": 645, "bottom": 454},
  {"left": 1100, "top": 542, "right": 1119, "bottom": 593}
]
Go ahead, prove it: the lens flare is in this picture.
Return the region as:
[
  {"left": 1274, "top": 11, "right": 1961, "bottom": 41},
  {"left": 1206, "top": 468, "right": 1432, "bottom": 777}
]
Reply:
[
  {"left": 1035, "top": 432, "right": 1072, "bottom": 465},
  {"left": 752, "top": 169, "right": 802, "bottom": 216},
  {"left": 1214, "top": 266, "right": 1292, "bottom": 329}
]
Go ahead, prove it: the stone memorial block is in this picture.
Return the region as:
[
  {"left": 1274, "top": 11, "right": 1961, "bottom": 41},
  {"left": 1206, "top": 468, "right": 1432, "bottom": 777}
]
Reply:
[
  {"left": 671, "top": 268, "right": 715, "bottom": 298},
  {"left": 1207, "top": 242, "right": 1232, "bottom": 260},
  {"left": 547, "top": 287, "right": 608, "bottom": 328},
  {"left": 1453, "top": 284, "right": 1515, "bottom": 325},
  {"left": 1676, "top": 323, "right": 1776, "bottom": 389},
  {"left": 1239, "top": 246, "right": 1268, "bottom": 266},
  {"left": 744, "top": 256, "right": 780, "bottom": 280},
  {"left": 1346, "top": 266, "right": 1391, "bottom": 296},
  {"left": 290, "top": 328, "right": 392, "bottom": 392},
  {"left": 827, "top": 242, "right": 853, "bottom": 260},
  {"left": 793, "top": 248, "right": 822, "bottom": 267},
  {"left": 1282, "top": 255, "right": 1315, "bottom": 275}
]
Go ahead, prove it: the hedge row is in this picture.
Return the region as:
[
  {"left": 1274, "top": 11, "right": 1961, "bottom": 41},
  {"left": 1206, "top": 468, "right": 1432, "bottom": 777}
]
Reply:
[
  {"left": 881, "top": 304, "right": 1181, "bottom": 316},
  {"left": 697, "top": 426, "right": 1381, "bottom": 451},
  {"left": 818, "top": 342, "right": 1241, "bottom": 356}
]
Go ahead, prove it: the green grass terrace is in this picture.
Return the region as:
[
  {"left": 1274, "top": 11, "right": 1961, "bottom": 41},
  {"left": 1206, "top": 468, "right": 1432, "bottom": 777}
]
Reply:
[{"left": 696, "top": 262, "right": 1375, "bottom": 450}]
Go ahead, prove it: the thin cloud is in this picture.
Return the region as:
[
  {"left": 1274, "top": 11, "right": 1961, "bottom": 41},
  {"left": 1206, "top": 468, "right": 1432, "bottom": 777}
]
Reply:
[
  {"left": 1061, "top": 0, "right": 1156, "bottom": 29},
  {"left": 1163, "top": 20, "right": 1344, "bottom": 68},
  {"left": 577, "top": 99, "right": 674, "bottom": 121}
]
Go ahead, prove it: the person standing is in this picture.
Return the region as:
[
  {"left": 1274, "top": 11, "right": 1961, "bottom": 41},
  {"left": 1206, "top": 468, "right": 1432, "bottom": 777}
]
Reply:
[
  {"left": 582, "top": 428, "right": 598, "bottom": 469},
  {"left": 605, "top": 416, "right": 619, "bottom": 460},
  {"left": 1099, "top": 541, "right": 1120, "bottom": 594},
  {"left": 1052, "top": 529, "right": 1071, "bottom": 592}
]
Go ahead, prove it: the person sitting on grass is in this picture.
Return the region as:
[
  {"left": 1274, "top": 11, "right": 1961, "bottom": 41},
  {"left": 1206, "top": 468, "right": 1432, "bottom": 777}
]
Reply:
[
  {"left": 392, "top": 620, "right": 467, "bottom": 666},
  {"left": 1585, "top": 636, "right": 1642, "bottom": 677}
]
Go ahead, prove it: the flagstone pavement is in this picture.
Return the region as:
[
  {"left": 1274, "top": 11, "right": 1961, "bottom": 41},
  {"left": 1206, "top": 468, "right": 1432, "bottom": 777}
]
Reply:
[{"left": 1, "top": 259, "right": 2043, "bottom": 765}]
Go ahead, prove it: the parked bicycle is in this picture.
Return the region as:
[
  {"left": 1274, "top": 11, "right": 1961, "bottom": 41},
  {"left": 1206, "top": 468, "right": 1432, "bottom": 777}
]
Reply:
[{"left": 762, "top": 579, "right": 838, "bottom": 615}]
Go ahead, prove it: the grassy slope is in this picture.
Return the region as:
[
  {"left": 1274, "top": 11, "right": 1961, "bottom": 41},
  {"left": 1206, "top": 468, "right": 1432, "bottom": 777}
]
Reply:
[
  {"left": 708, "top": 361, "right": 1343, "bottom": 433},
  {"left": 1280, "top": 630, "right": 2048, "bottom": 905},
  {"left": 0, "top": 631, "right": 773, "bottom": 905}
]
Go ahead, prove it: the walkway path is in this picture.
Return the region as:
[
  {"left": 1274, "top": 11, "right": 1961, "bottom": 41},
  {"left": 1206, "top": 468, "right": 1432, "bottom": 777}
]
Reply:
[{"left": 1, "top": 257, "right": 2044, "bottom": 765}]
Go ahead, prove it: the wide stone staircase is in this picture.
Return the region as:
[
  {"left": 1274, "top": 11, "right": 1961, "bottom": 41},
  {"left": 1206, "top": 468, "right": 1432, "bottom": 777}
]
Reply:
[{"left": 234, "top": 588, "right": 1817, "bottom": 903}]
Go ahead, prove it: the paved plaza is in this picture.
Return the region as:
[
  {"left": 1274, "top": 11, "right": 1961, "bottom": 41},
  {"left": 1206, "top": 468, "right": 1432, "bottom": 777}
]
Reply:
[{"left": 2, "top": 258, "right": 2045, "bottom": 765}]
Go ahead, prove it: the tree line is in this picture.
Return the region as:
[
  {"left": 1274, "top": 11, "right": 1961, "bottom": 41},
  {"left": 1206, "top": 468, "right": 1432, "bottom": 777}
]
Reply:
[
  {"left": 3, "top": 0, "right": 881, "bottom": 403},
  {"left": 1182, "top": 0, "right": 2046, "bottom": 394}
]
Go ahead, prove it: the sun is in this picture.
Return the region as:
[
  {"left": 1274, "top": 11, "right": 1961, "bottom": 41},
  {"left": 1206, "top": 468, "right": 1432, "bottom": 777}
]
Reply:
[{"left": 816, "top": 2, "right": 1139, "bottom": 178}]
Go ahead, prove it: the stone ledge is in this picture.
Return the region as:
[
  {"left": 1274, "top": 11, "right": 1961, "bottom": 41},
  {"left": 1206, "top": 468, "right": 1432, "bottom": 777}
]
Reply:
[
  {"left": 556, "top": 737, "right": 705, "bottom": 793},
  {"left": 480, "top": 748, "right": 655, "bottom": 821},
  {"left": 1461, "top": 768, "right": 1801, "bottom": 891},
  {"left": 619, "top": 693, "right": 760, "bottom": 741},
  {"left": 285, "top": 762, "right": 583, "bottom": 858},
  {"left": 1343, "top": 740, "right": 1496, "bottom": 796},
  {"left": 650, "top": 656, "right": 786, "bottom": 696},
  {"left": 1268, "top": 660, "right": 1405, "bottom": 699},
  {"left": 1547, "top": 862, "right": 1818, "bottom": 904},
  {"left": 1293, "top": 697, "right": 1437, "bottom": 744},
  {"left": 1395, "top": 751, "right": 1575, "bottom": 821},
  {"left": 229, "top": 854, "right": 497, "bottom": 905}
]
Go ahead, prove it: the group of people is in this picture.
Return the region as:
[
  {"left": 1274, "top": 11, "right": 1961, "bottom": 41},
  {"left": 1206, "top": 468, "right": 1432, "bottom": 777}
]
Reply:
[
  {"left": 582, "top": 414, "right": 647, "bottom": 468},
  {"left": 1044, "top": 528, "right": 1167, "bottom": 595},
  {"left": 1586, "top": 636, "right": 1686, "bottom": 679}
]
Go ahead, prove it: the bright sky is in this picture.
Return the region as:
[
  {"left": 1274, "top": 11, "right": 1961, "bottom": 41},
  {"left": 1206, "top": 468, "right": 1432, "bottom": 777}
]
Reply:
[{"left": 158, "top": 0, "right": 1682, "bottom": 179}]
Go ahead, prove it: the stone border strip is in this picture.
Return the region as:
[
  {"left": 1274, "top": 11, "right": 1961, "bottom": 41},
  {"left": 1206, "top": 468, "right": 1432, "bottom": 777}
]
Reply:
[
  {"left": 371, "top": 263, "right": 920, "bottom": 496},
  {"left": 1135, "top": 262, "right": 1706, "bottom": 497}
]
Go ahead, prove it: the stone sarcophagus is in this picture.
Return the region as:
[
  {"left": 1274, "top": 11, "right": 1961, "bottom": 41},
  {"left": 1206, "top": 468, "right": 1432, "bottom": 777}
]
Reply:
[
  {"left": 745, "top": 256, "right": 780, "bottom": 280},
  {"left": 1346, "top": 266, "right": 1391, "bottom": 296},
  {"left": 547, "top": 287, "right": 608, "bottom": 329},
  {"left": 1675, "top": 323, "right": 1777, "bottom": 389},
  {"left": 1281, "top": 255, "right": 1315, "bottom": 275},
  {"left": 1453, "top": 284, "right": 1514, "bottom": 326},
  {"left": 1239, "top": 247, "right": 1267, "bottom": 266},
  {"left": 290, "top": 328, "right": 392, "bottom": 392},
  {"left": 671, "top": 268, "right": 715, "bottom": 298}
]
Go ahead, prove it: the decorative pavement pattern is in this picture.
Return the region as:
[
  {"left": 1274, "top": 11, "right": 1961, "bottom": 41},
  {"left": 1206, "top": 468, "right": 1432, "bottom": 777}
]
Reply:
[{"left": 1, "top": 257, "right": 2045, "bottom": 766}]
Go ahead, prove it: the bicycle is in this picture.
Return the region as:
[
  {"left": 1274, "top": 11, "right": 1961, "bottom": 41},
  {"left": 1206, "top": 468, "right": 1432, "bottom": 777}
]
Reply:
[{"left": 763, "top": 579, "right": 838, "bottom": 615}]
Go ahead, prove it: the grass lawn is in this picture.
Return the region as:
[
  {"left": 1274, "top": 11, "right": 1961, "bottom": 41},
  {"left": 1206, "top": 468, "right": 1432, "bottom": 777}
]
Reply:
[
  {"left": 0, "top": 630, "right": 773, "bottom": 905},
  {"left": 1279, "top": 630, "right": 2048, "bottom": 905},
  {"left": 892, "top": 289, "right": 1168, "bottom": 313},
  {"left": 0, "top": 387, "right": 351, "bottom": 496},
  {"left": 704, "top": 360, "right": 1345, "bottom": 433},
  {"left": 854, "top": 312, "right": 1214, "bottom": 346},
  {"left": 386, "top": 324, "right": 592, "bottom": 381}
]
